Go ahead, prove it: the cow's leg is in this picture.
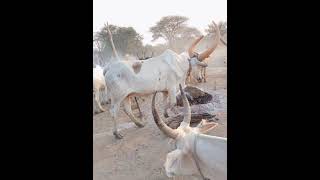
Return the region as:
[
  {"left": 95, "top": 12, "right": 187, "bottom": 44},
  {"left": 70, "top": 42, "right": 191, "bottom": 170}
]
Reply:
[
  {"left": 203, "top": 67, "right": 207, "bottom": 83},
  {"left": 168, "top": 88, "right": 179, "bottom": 114},
  {"left": 190, "top": 73, "right": 197, "bottom": 84},
  {"left": 100, "top": 88, "right": 107, "bottom": 105},
  {"left": 123, "top": 97, "right": 145, "bottom": 128},
  {"left": 93, "top": 93, "right": 97, "bottom": 114},
  {"left": 93, "top": 90, "right": 102, "bottom": 113},
  {"left": 199, "top": 68, "right": 204, "bottom": 83},
  {"left": 186, "top": 74, "right": 192, "bottom": 84},
  {"left": 95, "top": 89, "right": 106, "bottom": 112},
  {"left": 163, "top": 91, "right": 171, "bottom": 118},
  {"left": 105, "top": 87, "right": 111, "bottom": 104},
  {"left": 110, "top": 101, "right": 123, "bottom": 139}
]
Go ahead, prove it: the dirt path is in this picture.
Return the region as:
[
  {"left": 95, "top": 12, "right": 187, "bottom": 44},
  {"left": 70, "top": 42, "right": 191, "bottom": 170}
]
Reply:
[{"left": 93, "top": 46, "right": 227, "bottom": 180}]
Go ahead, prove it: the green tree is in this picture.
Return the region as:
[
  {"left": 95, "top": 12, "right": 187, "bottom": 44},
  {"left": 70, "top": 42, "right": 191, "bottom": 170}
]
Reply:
[
  {"left": 94, "top": 24, "right": 143, "bottom": 59},
  {"left": 150, "top": 15, "right": 189, "bottom": 49},
  {"left": 206, "top": 20, "right": 227, "bottom": 41}
]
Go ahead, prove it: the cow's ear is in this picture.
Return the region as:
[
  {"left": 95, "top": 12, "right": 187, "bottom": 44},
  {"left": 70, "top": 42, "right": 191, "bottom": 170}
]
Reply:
[{"left": 196, "top": 120, "right": 218, "bottom": 133}]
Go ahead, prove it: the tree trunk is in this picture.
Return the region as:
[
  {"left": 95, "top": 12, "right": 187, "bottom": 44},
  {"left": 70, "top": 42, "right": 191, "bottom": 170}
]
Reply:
[
  {"left": 165, "top": 113, "right": 217, "bottom": 129},
  {"left": 105, "top": 23, "right": 120, "bottom": 60}
]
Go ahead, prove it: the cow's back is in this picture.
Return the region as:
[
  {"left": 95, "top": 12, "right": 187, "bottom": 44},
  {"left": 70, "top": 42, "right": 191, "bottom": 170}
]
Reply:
[{"left": 104, "top": 50, "right": 185, "bottom": 96}]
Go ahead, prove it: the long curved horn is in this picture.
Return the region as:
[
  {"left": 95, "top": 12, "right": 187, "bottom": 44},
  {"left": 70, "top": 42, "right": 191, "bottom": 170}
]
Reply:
[
  {"left": 105, "top": 22, "right": 120, "bottom": 60},
  {"left": 179, "top": 84, "right": 191, "bottom": 125},
  {"left": 188, "top": 35, "right": 204, "bottom": 57},
  {"left": 198, "top": 20, "right": 221, "bottom": 61},
  {"left": 152, "top": 92, "right": 179, "bottom": 139},
  {"left": 220, "top": 38, "right": 227, "bottom": 46}
]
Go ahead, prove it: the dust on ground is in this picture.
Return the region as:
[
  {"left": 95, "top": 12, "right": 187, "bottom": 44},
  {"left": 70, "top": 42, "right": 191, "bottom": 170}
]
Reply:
[{"left": 93, "top": 46, "right": 227, "bottom": 180}]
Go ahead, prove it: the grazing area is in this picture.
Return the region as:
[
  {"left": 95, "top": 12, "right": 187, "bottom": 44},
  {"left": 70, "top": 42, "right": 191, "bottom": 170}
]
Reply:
[
  {"left": 94, "top": 0, "right": 226, "bottom": 177},
  {"left": 93, "top": 45, "right": 226, "bottom": 180}
]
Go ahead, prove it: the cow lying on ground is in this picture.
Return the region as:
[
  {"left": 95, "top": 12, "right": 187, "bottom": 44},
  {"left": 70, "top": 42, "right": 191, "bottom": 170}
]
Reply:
[{"left": 151, "top": 84, "right": 227, "bottom": 179}]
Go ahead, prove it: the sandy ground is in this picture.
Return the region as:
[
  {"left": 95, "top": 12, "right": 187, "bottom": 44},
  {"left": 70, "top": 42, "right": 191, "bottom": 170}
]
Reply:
[{"left": 93, "top": 46, "right": 227, "bottom": 180}]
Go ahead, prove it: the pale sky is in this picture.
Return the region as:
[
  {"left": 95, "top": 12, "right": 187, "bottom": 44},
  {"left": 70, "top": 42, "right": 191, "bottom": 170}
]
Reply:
[{"left": 93, "top": 0, "right": 227, "bottom": 45}]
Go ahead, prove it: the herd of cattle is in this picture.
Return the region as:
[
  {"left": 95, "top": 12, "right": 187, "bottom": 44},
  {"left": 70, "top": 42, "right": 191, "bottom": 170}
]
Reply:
[{"left": 93, "top": 20, "right": 227, "bottom": 179}]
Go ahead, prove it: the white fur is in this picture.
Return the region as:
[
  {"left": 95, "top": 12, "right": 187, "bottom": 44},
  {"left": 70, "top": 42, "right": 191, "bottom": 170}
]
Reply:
[
  {"left": 164, "top": 124, "right": 227, "bottom": 179},
  {"left": 93, "top": 65, "right": 107, "bottom": 113},
  {"left": 104, "top": 49, "right": 205, "bottom": 138}
]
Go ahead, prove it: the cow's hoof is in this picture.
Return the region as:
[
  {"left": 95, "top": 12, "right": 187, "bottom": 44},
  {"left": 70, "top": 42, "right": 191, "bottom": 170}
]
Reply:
[
  {"left": 164, "top": 112, "right": 169, "bottom": 118},
  {"left": 135, "top": 121, "right": 145, "bottom": 128},
  {"left": 113, "top": 131, "right": 123, "bottom": 139}
]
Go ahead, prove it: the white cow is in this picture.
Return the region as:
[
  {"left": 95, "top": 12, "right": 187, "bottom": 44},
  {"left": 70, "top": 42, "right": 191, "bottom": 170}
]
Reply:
[
  {"left": 93, "top": 65, "right": 107, "bottom": 113},
  {"left": 151, "top": 84, "right": 227, "bottom": 180},
  {"left": 104, "top": 21, "right": 220, "bottom": 139}
]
